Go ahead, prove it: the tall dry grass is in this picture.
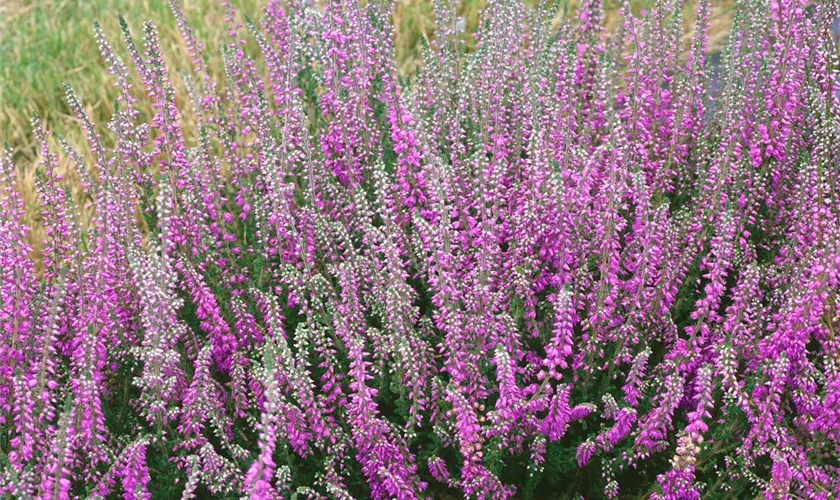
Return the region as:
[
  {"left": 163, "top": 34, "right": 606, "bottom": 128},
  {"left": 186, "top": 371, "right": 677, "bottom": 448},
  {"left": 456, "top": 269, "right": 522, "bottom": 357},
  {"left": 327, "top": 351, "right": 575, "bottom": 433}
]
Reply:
[{"left": 1, "top": 0, "right": 735, "bottom": 257}]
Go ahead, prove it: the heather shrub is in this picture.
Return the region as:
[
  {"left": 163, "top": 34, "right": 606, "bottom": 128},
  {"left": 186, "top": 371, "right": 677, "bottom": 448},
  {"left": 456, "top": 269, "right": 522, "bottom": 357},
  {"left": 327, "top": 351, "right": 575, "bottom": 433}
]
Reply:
[{"left": 2, "top": 0, "right": 839, "bottom": 498}]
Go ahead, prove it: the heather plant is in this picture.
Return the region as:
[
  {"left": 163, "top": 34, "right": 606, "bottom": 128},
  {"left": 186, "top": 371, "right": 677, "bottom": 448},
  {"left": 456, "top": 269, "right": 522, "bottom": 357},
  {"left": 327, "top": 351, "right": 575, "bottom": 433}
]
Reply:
[{"left": 1, "top": 0, "right": 840, "bottom": 498}]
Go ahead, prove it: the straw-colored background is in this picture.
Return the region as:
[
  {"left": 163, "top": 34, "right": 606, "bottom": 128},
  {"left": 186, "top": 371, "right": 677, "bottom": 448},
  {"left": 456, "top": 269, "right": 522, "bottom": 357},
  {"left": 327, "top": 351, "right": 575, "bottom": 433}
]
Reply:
[{"left": 0, "top": 0, "right": 735, "bottom": 254}]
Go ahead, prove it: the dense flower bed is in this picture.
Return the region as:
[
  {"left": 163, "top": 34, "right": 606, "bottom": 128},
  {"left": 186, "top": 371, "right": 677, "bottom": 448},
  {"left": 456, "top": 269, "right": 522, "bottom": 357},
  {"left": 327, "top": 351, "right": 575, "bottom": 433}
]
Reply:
[{"left": 2, "top": 0, "right": 839, "bottom": 498}]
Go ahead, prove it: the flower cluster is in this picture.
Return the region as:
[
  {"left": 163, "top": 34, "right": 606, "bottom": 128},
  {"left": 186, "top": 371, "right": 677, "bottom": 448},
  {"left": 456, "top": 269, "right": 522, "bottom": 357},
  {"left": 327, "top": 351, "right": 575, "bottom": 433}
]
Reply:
[{"left": 2, "top": 0, "right": 840, "bottom": 498}]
